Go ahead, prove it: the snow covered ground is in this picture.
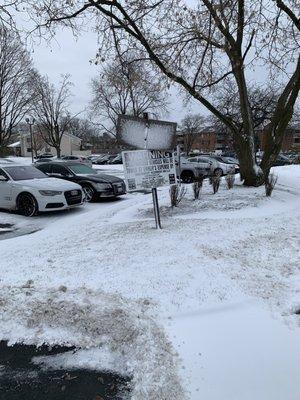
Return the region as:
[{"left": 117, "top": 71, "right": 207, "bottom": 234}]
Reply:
[{"left": 0, "top": 159, "right": 299, "bottom": 399}]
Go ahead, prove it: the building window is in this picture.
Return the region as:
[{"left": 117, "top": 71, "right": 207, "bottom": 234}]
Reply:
[
  {"left": 294, "top": 137, "right": 300, "bottom": 144},
  {"left": 27, "top": 148, "right": 32, "bottom": 152}
]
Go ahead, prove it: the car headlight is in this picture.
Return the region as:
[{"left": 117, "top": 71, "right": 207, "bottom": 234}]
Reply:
[
  {"left": 39, "top": 190, "right": 63, "bottom": 196},
  {"left": 95, "top": 183, "right": 112, "bottom": 190}
]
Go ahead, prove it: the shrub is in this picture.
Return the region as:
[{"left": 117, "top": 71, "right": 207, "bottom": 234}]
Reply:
[
  {"left": 265, "top": 173, "right": 278, "bottom": 197},
  {"left": 169, "top": 184, "right": 187, "bottom": 207},
  {"left": 211, "top": 176, "right": 221, "bottom": 194},
  {"left": 192, "top": 176, "right": 204, "bottom": 200},
  {"left": 225, "top": 173, "right": 235, "bottom": 189}
]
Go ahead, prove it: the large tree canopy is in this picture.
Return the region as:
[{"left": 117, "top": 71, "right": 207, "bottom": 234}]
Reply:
[{"left": 24, "top": 1, "right": 300, "bottom": 184}]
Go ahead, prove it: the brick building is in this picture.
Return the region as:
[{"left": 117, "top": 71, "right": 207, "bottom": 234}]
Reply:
[
  {"left": 258, "top": 125, "right": 300, "bottom": 152},
  {"left": 177, "top": 126, "right": 234, "bottom": 154}
]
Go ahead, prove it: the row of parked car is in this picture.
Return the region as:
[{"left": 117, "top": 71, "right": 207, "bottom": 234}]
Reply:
[
  {"left": 0, "top": 158, "right": 126, "bottom": 217},
  {"left": 34, "top": 153, "right": 124, "bottom": 167},
  {"left": 177, "top": 154, "right": 239, "bottom": 183},
  {"left": 0, "top": 149, "right": 298, "bottom": 217},
  {"left": 88, "top": 154, "right": 123, "bottom": 165}
]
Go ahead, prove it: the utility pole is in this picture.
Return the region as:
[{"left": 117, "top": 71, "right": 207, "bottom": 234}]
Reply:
[{"left": 25, "top": 117, "right": 35, "bottom": 163}]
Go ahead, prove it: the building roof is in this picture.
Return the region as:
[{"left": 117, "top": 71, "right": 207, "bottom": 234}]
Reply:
[{"left": 8, "top": 141, "right": 21, "bottom": 148}]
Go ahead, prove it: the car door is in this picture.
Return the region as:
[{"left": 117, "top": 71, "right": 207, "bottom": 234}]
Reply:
[
  {"left": 194, "top": 157, "right": 212, "bottom": 175},
  {"left": 0, "top": 168, "right": 12, "bottom": 208}
]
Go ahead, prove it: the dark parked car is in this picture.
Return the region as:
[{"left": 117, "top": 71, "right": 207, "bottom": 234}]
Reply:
[
  {"left": 33, "top": 158, "right": 54, "bottom": 164},
  {"left": 36, "top": 161, "right": 126, "bottom": 202},
  {"left": 61, "top": 155, "right": 93, "bottom": 167},
  {"left": 93, "top": 154, "right": 118, "bottom": 165},
  {"left": 108, "top": 154, "right": 123, "bottom": 164},
  {"left": 272, "top": 154, "right": 292, "bottom": 166},
  {"left": 35, "top": 153, "right": 54, "bottom": 159}
]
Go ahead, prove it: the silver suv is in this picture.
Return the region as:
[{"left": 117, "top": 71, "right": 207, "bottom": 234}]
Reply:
[
  {"left": 176, "top": 157, "right": 211, "bottom": 183},
  {"left": 176, "top": 156, "right": 235, "bottom": 183}
]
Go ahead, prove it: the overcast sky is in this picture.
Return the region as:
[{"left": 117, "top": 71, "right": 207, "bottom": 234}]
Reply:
[{"left": 28, "top": 27, "right": 202, "bottom": 124}]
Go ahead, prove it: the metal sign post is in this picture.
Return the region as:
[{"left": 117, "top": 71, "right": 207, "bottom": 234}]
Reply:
[
  {"left": 176, "top": 144, "right": 181, "bottom": 186},
  {"left": 122, "top": 149, "right": 177, "bottom": 230},
  {"left": 143, "top": 113, "right": 162, "bottom": 229},
  {"left": 119, "top": 114, "right": 177, "bottom": 230},
  {"left": 152, "top": 188, "right": 162, "bottom": 229}
]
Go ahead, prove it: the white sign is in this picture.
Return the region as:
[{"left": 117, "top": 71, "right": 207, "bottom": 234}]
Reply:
[
  {"left": 122, "top": 150, "right": 177, "bottom": 191},
  {"left": 117, "top": 115, "right": 177, "bottom": 150}
]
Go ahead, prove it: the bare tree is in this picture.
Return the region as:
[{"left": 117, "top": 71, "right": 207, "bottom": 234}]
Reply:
[
  {"left": 90, "top": 54, "right": 168, "bottom": 137},
  {"left": 0, "top": 1, "right": 20, "bottom": 28},
  {"left": 0, "top": 26, "right": 35, "bottom": 155},
  {"left": 212, "top": 82, "right": 282, "bottom": 131},
  {"left": 180, "top": 114, "right": 205, "bottom": 155},
  {"left": 28, "top": 0, "right": 299, "bottom": 186},
  {"left": 32, "top": 129, "right": 44, "bottom": 158},
  {"left": 210, "top": 82, "right": 286, "bottom": 156},
  {"left": 32, "top": 74, "right": 74, "bottom": 157}
]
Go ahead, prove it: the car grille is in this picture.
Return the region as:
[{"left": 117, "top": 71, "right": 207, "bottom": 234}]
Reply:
[
  {"left": 113, "top": 182, "right": 126, "bottom": 195},
  {"left": 46, "top": 203, "right": 64, "bottom": 209},
  {"left": 64, "top": 190, "right": 82, "bottom": 205}
]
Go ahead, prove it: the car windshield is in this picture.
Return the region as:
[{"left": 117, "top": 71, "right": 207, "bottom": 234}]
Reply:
[
  {"left": 223, "top": 157, "right": 237, "bottom": 163},
  {"left": 68, "top": 164, "right": 95, "bottom": 175},
  {"left": 279, "top": 154, "right": 289, "bottom": 160},
  {"left": 4, "top": 166, "right": 47, "bottom": 180}
]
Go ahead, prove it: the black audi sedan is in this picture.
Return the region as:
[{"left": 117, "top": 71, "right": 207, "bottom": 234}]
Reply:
[{"left": 35, "top": 161, "right": 126, "bottom": 202}]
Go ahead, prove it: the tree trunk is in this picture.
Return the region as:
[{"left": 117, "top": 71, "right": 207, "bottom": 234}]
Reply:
[
  {"left": 260, "top": 117, "right": 291, "bottom": 178},
  {"left": 56, "top": 146, "right": 61, "bottom": 158},
  {"left": 234, "top": 134, "right": 262, "bottom": 186},
  {"left": 231, "top": 57, "right": 263, "bottom": 186},
  {"left": 260, "top": 57, "right": 300, "bottom": 177},
  {"left": 0, "top": 145, "right": 5, "bottom": 157}
]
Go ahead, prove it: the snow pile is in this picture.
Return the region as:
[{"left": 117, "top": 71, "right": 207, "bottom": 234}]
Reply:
[{"left": 0, "top": 285, "right": 186, "bottom": 400}]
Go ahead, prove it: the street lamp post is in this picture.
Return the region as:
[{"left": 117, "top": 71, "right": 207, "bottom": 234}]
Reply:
[{"left": 25, "top": 117, "right": 35, "bottom": 163}]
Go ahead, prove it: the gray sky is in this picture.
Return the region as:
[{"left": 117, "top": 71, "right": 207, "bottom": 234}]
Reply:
[{"left": 29, "top": 27, "right": 202, "bottom": 124}]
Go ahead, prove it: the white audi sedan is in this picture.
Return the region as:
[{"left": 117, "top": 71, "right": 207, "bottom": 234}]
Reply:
[{"left": 0, "top": 164, "right": 83, "bottom": 216}]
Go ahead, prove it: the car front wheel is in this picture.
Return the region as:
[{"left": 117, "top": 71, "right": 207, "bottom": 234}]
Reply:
[
  {"left": 82, "top": 184, "right": 96, "bottom": 202},
  {"left": 214, "top": 168, "right": 223, "bottom": 177},
  {"left": 180, "top": 171, "right": 195, "bottom": 183},
  {"left": 17, "top": 193, "right": 38, "bottom": 217}
]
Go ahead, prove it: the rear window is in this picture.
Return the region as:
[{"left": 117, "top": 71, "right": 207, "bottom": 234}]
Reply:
[{"left": 4, "top": 166, "right": 47, "bottom": 181}]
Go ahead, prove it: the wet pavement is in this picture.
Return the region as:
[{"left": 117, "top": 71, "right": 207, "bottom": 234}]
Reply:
[
  {"left": 0, "top": 341, "right": 130, "bottom": 400},
  {"left": 0, "top": 223, "right": 39, "bottom": 241}
]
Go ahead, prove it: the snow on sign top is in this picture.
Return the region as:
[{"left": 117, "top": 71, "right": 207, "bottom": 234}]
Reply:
[{"left": 117, "top": 115, "right": 177, "bottom": 150}]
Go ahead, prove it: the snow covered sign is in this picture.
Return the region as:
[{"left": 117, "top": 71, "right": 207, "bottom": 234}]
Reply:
[
  {"left": 117, "top": 115, "right": 177, "bottom": 150},
  {"left": 122, "top": 150, "right": 177, "bottom": 191}
]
